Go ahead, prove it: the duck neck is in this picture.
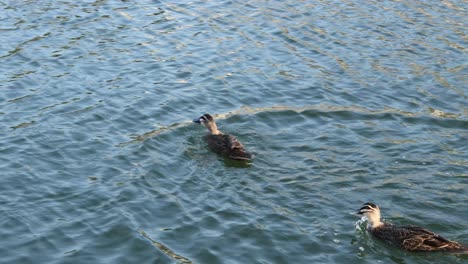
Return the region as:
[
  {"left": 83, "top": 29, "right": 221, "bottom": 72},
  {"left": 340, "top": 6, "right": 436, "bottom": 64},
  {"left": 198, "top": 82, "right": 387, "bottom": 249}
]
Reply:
[
  {"left": 366, "top": 212, "right": 382, "bottom": 229},
  {"left": 207, "top": 122, "right": 221, "bottom": 135}
]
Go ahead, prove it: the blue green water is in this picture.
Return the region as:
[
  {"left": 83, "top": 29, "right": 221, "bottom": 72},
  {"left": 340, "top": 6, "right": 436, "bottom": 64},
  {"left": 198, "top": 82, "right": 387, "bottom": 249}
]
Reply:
[{"left": 0, "top": 0, "right": 467, "bottom": 263}]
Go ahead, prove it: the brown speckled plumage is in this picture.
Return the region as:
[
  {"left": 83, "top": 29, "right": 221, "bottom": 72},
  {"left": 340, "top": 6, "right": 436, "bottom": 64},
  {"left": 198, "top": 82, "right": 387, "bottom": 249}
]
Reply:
[
  {"left": 358, "top": 202, "right": 466, "bottom": 252},
  {"left": 371, "top": 223, "right": 465, "bottom": 252}
]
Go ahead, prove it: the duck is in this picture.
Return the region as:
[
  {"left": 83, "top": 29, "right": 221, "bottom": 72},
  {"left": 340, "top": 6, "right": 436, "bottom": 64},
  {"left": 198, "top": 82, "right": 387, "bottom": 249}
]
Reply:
[
  {"left": 193, "top": 114, "right": 252, "bottom": 161},
  {"left": 357, "top": 202, "right": 466, "bottom": 252}
]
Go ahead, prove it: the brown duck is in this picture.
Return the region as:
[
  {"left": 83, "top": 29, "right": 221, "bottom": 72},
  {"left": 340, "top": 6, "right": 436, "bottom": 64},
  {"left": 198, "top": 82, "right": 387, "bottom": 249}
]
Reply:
[
  {"left": 357, "top": 202, "right": 467, "bottom": 252},
  {"left": 193, "top": 114, "right": 252, "bottom": 161}
]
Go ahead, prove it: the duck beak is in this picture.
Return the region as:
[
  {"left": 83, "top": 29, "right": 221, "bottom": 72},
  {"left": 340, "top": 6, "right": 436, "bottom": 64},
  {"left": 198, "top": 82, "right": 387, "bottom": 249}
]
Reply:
[{"left": 193, "top": 118, "right": 201, "bottom": 124}]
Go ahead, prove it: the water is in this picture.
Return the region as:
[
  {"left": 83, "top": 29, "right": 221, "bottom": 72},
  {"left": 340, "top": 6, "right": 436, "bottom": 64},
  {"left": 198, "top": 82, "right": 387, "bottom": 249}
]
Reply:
[{"left": 0, "top": 0, "right": 467, "bottom": 263}]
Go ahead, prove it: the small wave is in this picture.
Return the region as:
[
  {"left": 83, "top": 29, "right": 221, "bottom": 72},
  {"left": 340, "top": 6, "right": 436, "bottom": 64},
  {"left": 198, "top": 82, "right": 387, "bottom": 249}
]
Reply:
[
  {"left": 354, "top": 216, "right": 367, "bottom": 232},
  {"left": 117, "top": 104, "right": 467, "bottom": 146},
  {"left": 138, "top": 229, "right": 192, "bottom": 264}
]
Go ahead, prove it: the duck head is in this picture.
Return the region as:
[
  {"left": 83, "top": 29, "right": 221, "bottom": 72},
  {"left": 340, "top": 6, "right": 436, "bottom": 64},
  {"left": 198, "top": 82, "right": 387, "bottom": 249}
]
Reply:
[
  {"left": 193, "top": 114, "right": 221, "bottom": 135},
  {"left": 357, "top": 202, "right": 382, "bottom": 228}
]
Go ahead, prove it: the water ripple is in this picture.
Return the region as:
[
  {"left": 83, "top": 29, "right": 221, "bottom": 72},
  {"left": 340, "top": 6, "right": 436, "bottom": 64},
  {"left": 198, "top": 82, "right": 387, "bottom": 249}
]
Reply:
[
  {"left": 139, "top": 229, "right": 193, "bottom": 264},
  {"left": 1, "top": 0, "right": 467, "bottom": 263}
]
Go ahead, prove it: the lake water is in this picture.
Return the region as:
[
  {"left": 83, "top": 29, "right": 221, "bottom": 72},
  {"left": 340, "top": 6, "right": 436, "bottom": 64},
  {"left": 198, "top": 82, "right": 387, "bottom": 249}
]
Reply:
[{"left": 0, "top": 0, "right": 467, "bottom": 263}]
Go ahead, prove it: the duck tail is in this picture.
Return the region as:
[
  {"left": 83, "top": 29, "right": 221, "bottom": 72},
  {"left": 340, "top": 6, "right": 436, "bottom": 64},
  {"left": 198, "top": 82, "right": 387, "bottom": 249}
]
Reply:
[
  {"left": 448, "top": 244, "right": 468, "bottom": 254},
  {"left": 463, "top": 244, "right": 468, "bottom": 253}
]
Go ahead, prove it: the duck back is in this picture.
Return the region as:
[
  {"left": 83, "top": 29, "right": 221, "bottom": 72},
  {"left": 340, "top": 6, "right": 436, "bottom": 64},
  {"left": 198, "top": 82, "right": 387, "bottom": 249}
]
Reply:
[
  {"left": 372, "top": 224, "right": 465, "bottom": 252},
  {"left": 205, "top": 134, "right": 252, "bottom": 160}
]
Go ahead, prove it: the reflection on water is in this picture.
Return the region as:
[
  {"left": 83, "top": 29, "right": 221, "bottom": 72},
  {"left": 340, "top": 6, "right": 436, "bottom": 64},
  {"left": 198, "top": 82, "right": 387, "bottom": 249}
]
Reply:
[{"left": 0, "top": 0, "right": 467, "bottom": 263}]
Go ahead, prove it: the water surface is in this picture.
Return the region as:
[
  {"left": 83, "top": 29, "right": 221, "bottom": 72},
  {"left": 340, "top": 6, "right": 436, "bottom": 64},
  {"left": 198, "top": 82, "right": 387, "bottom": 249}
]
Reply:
[{"left": 0, "top": 0, "right": 467, "bottom": 263}]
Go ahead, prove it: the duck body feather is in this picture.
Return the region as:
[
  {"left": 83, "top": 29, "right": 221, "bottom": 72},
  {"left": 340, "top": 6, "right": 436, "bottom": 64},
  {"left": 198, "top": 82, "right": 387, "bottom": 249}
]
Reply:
[
  {"left": 371, "top": 223, "right": 465, "bottom": 252},
  {"left": 205, "top": 134, "right": 252, "bottom": 160},
  {"left": 193, "top": 114, "right": 252, "bottom": 161}
]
